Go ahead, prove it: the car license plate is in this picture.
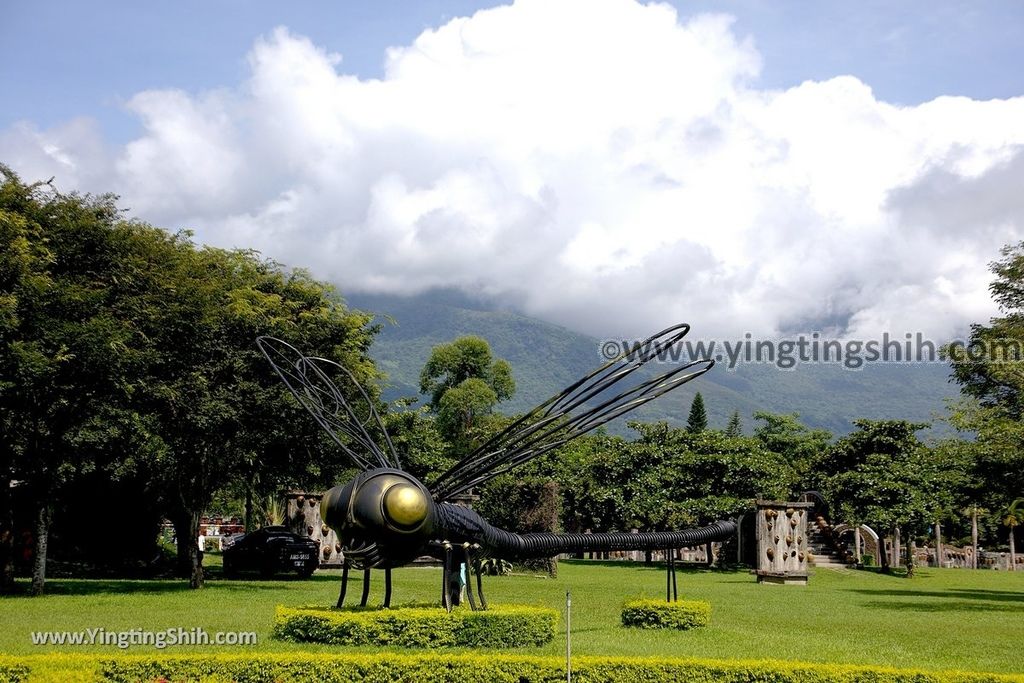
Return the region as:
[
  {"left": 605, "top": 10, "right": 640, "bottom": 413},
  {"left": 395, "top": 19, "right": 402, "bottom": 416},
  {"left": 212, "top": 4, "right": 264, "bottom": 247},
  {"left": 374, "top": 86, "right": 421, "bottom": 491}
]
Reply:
[
  {"left": 292, "top": 560, "right": 305, "bottom": 567},
  {"left": 289, "top": 554, "right": 308, "bottom": 560}
]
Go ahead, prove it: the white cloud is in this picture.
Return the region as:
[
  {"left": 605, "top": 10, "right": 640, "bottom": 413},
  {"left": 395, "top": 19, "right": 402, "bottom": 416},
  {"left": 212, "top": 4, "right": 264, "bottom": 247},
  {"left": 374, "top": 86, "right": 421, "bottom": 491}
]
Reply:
[{"left": 3, "top": 0, "right": 1023, "bottom": 342}]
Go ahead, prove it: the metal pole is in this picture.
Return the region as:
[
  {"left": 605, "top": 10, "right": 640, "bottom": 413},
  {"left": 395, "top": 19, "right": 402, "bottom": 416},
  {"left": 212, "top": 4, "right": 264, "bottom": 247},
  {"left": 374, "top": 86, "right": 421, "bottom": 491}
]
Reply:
[{"left": 566, "top": 590, "right": 572, "bottom": 683}]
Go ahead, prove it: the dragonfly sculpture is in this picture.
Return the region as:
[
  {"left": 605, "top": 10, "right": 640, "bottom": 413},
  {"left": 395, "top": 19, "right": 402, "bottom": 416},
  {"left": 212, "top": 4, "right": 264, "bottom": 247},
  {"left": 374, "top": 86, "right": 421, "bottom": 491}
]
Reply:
[{"left": 257, "top": 323, "right": 737, "bottom": 611}]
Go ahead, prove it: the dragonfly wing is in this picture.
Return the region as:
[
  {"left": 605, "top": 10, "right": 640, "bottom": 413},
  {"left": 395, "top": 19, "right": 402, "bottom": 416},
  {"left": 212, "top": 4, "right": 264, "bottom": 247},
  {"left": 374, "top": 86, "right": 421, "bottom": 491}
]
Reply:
[
  {"left": 256, "top": 336, "right": 400, "bottom": 471},
  {"left": 429, "top": 323, "right": 712, "bottom": 500}
]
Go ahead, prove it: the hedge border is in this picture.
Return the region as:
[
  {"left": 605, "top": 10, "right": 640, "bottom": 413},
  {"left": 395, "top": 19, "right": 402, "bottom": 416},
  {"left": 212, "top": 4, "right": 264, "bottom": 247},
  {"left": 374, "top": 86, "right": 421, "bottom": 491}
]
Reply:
[
  {"left": 2, "top": 652, "right": 1022, "bottom": 683},
  {"left": 273, "top": 604, "right": 558, "bottom": 647},
  {"left": 621, "top": 598, "right": 711, "bottom": 630}
]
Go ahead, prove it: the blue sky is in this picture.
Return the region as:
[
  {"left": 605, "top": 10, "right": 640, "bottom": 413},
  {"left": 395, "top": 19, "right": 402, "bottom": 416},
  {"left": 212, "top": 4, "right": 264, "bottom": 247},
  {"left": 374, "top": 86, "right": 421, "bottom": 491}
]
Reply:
[
  {"left": 2, "top": 0, "right": 1023, "bottom": 339},
  {"left": 4, "top": 1, "right": 1022, "bottom": 141}
]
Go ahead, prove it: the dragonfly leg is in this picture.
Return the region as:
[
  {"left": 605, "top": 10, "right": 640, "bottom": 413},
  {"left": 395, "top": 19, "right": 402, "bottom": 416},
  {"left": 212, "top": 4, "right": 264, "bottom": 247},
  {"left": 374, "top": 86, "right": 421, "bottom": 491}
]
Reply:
[
  {"left": 441, "top": 543, "right": 453, "bottom": 612},
  {"left": 336, "top": 560, "right": 350, "bottom": 608},
  {"left": 475, "top": 558, "right": 488, "bottom": 610},
  {"left": 359, "top": 567, "right": 371, "bottom": 607},
  {"left": 462, "top": 544, "right": 478, "bottom": 611}
]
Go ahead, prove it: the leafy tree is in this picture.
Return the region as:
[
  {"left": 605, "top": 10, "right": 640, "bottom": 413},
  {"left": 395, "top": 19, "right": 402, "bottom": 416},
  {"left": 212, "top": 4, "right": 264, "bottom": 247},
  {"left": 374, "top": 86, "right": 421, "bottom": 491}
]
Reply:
[
  {"left": 546, "top": 433, "right": 628, "bottom": 534},
  {"left": 686, "top": 392, "right": 708, "bottom": 433},
  {"left": 948, "top": 242, "right": 1024, "bottom": 417},
  {"left": 944, "top": 399, "right": 1024, "bottom": 547},
  {"left": 0, "top": 169, "right": 170, "bottom": 594},
  {"left": 724, "top": 411, "right": 743, "bottom": 437},
  {"left": 419, "top": 336, "right": 514, "bottom": 448},
  {"left": 0, "top": 168, "right": 380, "bottom": 591},
  {"left": 137, "top": 247, "right": 378, "bottom": 588},
  {"left": 549, "top": 422, "right": 792, "bottom": 540},
  {"left": 753, "top": 412, "right": 833, "bottom": 494},
  {"left": 476, "top": 476, "right": 561, "bottom": 575},
  {"left": 818, "top": 420, "right": 956, "bottom": 572},
  {"left": 382, "top": 404, "right": 451, "bottom": 486},
  {"left": 625, "top": 422, "right": 793, "bottom": 530},
  {"left": 0, "top": 167, "right": 54, "bottom": 592},
  {"left": 943, "top": 245, "right": 1024, "bottom": 547}
]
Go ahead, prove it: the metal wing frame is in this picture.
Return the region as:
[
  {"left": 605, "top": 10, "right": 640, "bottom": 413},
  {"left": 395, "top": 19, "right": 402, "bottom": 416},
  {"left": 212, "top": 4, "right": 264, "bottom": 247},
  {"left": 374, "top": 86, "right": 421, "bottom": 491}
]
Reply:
[
  {"left": 256, "top": 336, "right": 400, "bottom": 472},
  {"left": 428, "top": 323, "right": 714, "bottom": 501}
]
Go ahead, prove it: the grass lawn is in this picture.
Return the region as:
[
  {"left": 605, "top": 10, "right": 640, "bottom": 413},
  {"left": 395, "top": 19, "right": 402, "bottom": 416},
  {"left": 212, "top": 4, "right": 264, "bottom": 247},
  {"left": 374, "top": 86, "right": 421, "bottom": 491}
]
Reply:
[{"left": 1, "top": 560, "right": 1022, "bottom": 675}]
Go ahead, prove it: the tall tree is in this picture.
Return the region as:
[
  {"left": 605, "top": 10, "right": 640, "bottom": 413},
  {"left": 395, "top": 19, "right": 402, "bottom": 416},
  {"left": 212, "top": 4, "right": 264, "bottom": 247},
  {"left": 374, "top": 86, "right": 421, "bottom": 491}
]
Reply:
[
  {"left": 686, "top": 392, "right": 708, "bottom": 433},
  {"left": 138, "top": 248, "right": 378, "bottom": 588},
  {"left": 419, "top": 336, "right": 514, "bottom": 448},
  {"left": 0, "top": 168, "right": 165, "bottom": 594},
  {"left": 0, "top": 168, "right": 380, "bottom": 591},
  {"left": 724, "top": 411, "right": 743, "bottom": 437},
  {"left": 948, "top": 242, "right": 1024, "bottom": 417},
  {"left": 944, "top": 244, "right": 1024, "bottom": 542}
]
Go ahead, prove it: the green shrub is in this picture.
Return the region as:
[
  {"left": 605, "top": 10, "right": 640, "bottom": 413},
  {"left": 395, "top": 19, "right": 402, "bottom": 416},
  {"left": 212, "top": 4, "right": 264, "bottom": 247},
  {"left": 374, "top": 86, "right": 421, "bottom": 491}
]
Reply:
[
  {"left": 621, "top": 598, "right": 711, "bottom": 630},
  {"left": 273, "top": 604, "right": 557, "bottom": 647},
  {"left": 0, "top": 657, "right": 29, "bottom": 683},
  {"left": 4, "top": 653, "right": 1023, "bottom": 683}
]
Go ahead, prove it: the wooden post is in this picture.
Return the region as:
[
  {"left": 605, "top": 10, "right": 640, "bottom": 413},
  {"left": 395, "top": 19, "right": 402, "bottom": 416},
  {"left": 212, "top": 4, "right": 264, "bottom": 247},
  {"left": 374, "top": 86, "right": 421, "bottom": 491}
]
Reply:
[
  {"left": 854, "top": 527, "right": 862, "bottom": 565},
  {"left": 934, "top": 521, "right": 942, "bottom": 568}
]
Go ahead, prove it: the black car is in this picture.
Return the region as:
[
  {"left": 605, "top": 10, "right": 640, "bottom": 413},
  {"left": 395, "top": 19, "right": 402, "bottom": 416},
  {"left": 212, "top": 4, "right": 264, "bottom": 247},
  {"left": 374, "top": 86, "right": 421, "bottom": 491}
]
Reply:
[{"left": 222, "top": 526, "right": 319, "bottom": 578}]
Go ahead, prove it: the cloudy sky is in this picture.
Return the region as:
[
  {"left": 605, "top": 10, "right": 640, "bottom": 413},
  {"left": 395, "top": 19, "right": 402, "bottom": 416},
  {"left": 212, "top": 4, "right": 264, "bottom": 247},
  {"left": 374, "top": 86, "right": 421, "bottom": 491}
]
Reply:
[{"left": 3, "top": 0, "right": 1023, "bottom": 340}]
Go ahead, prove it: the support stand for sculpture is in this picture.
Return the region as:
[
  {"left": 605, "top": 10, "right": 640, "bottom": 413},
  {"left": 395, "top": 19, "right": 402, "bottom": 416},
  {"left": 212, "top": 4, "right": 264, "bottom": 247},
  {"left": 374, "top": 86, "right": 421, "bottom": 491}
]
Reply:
[
  {"left": 665, "top": 549, "right": 678, "bottom": 602},
  {"left": 462, "top": 544, "right": 478, "bottom": 611},
  {"left": 474, "top": 558, "right": 488, "bottom": 610},
  {"left": 336, "top": 560, "right": 350, "bottom": 608},
  {"left": 360, "top": 567, "right": 371, "bottom": 607}
]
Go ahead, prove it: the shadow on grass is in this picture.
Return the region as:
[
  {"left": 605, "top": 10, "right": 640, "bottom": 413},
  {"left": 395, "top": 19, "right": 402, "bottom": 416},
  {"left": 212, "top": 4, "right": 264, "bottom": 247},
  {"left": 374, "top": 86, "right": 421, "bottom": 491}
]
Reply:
[
  {"left": 5, "top": 575, "right": 326, "bottom": 597},
  {"left": 859, "top": 599, "right": 1024, "bottom": 613},
  {"left": 847, "top": 588, "right": 1024, "bottom": 603}
]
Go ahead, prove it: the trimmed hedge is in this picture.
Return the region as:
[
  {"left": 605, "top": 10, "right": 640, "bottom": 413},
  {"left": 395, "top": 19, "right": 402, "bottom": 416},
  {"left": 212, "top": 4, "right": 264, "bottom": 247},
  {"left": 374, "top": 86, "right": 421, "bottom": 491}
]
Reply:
[
  {"left": 273, "top": 604, "right": 557, "bottom": 647},
  {"left": 2, "top": 653, "right": 1023, "bottom": 683},
  {"left": 621, "top": 598, "right": 711, "bottom": 630}
]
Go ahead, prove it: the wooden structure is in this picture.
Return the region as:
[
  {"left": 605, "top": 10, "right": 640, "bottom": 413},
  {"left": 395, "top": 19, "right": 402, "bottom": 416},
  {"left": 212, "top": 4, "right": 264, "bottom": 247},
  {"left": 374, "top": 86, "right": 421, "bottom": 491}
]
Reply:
[{"left": 755, "top": 500, "right": 811, "bottom": 585}]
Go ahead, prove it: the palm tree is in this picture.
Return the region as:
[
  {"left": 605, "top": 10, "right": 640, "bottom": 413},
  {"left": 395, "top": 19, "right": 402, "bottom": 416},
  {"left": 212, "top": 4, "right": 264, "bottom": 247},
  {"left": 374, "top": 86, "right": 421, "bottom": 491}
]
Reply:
[{"left": 1003, "top": 499, "right": 1023, "bottom": 572}]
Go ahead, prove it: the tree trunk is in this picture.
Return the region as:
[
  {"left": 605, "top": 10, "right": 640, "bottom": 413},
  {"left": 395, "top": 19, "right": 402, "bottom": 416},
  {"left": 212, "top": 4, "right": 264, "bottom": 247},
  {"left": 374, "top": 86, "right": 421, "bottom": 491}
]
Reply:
[
  {"left": 892, "top": 527, "right": 901, "bottom": 569},
  {"left": 934, "top": 521, "right": 942, "bottom": 568},
  {"left": 173, "top": 510, "right": 205, "bottom": 587},
  {"left": 906, "top": 541, "right": 916, "bottom": 579},
  {"left": 0, "top": 471, "right": 14, "bottom": 594},
  {"left": 854, "top": 527, "right": 862, "bottom": 565},
  {"left": 173, "top": 515, "right": 192, "bottom": 578},
  {"left": 244, "top": 487, "right": 253, "bottom": 535},
  {"left": 971, "top": 509, "right": 979, "bottom": 569},
  {"left": 187, "top": 510, "right": 204, "bottom": 589},
  {"left": 30, "top": 504, "right": 50, "bottom": 596},
  {"left": 1009, "top": 526, "right": 1016, "bottom": 572}
]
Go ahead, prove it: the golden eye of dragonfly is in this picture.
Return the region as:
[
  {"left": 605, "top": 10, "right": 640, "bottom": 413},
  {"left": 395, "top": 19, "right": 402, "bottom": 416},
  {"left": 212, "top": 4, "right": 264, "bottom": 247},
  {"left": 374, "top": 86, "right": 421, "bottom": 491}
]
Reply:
[{"left": 382, "top": 483, "right": 428, "bottom": 530}]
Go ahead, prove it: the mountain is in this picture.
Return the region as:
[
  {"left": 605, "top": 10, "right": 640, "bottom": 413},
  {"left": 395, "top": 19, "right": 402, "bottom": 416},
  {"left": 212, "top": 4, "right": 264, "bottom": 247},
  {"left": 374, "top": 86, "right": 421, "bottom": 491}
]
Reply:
[{"left": 346, "top": 289, "right": 960, "bottom": 437}]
